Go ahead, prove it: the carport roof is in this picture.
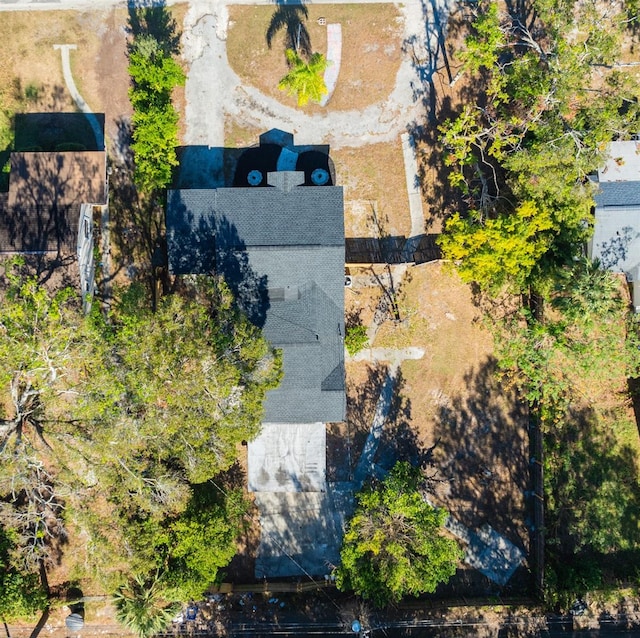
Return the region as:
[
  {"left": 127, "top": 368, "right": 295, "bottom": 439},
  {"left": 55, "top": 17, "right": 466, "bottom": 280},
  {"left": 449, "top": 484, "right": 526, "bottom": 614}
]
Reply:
[{"left": 0, "top": 151, "right": 107, "bottom": 254}]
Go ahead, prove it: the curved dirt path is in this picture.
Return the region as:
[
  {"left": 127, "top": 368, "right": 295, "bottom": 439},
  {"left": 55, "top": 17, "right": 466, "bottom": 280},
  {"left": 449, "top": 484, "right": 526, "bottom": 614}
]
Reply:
[{"left": 182, "top": 0, "right": 455, "bottom": 149}]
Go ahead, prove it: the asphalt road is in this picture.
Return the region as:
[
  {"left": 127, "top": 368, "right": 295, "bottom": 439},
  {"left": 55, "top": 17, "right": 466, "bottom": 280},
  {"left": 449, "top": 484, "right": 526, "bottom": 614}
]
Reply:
[{"left": 0, "top": 0, "right": 406, "bottom": 10}]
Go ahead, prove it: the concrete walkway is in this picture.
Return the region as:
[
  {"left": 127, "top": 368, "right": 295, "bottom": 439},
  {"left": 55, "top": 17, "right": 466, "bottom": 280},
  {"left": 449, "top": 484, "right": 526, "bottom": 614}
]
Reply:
[
  {"left": 53, "top": 44, "right": 104, "bottom": 150},
  {"left": 352, "top": 368, "right": 398, "bottom": 488},
  {"left": 348, "top": 346, "right": 425, "bottom": 367},
  {"left": 320, "top": 23, "right": 341, "bottom": 107}
]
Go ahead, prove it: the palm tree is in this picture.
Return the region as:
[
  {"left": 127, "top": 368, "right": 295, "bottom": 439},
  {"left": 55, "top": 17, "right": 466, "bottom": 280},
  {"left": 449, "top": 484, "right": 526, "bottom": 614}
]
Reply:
[
  {"left": 278, "top": 49, "right": 328, "bottom": 107},
  {"left": 112, "top": 573, "right": 179, "bottom": 638}
]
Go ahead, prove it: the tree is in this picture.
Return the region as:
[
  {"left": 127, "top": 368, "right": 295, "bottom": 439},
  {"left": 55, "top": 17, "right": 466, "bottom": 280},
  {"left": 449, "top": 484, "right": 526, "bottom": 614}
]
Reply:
[
  {"left": 345, "top": 324, "right": 369, "bottom": 356},
  {"left": 438, "top": 200, "right": 554, "bottom": 294},
  {"left": 0, "top": 525, "right": 48, "bottom": 621},
  {"left": 0, "top": 259, "right": 94, "bottom": 568},
  {"left": 0, "top": 261, "right": 281, "bottom": 591},
  {"left": 128, "top": 32, "right": 185, "bottom": 193},
  {"left": 439, "top": 0, "right": 640, "bottom": 290},
  {"left": 113, "top": 573, "right": 179, "bottom": 638},
  {"left": 494, "top": 261, "right": 640, "bottom": 422},
  {"left": 336, "top": 462, "right": 461, "bottom": 607},
  {"left": 163, "top": 484, "right": 248, "bottom": 600},
  {"left": 278, "top": 49, "right": 328, "bottom": 106}
]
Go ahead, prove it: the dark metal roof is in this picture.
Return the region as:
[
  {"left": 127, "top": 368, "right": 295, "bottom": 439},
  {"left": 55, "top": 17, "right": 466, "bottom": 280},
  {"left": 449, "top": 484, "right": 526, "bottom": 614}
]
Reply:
[
  {"left": 167, "top": 168, "right": 346, "bottom": 424},
  {"left": 0, "top": 151, "right": 106, "bottom": 254}
]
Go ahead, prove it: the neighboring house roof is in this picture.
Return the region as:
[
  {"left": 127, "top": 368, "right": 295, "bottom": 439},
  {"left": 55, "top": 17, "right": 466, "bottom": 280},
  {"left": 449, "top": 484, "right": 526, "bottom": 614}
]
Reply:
[
  {"left": 167, "top": 136, "right": 346, "bottom": 423},
  {"left": 590, "top": 141, "right": 640, "bottom": 281},
  {"left": 0, "top": 151, "right": 107, "bottom": 255},
  {"left": 590, "top": 140, "right": 640, "bottom": 312}
]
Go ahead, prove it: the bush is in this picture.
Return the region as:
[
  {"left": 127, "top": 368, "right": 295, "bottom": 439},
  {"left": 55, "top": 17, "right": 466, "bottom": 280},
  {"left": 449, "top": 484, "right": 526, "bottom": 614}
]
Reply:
[{"left": 345, "top": 324, "right": 368, "bottom": 356}]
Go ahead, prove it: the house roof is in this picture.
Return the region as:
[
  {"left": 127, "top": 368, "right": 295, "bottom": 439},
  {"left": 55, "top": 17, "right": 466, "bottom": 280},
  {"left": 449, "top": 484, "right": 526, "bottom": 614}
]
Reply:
[
  {"left": 0, "top": 151, "right": 106, "bottom": 254},
  {"left": 594, "top": 181, "right": 640, "bottom": 209},
  {"left": 598, "top": 140, "right": 640, "bottom": 182},
  {"left": 590, "top": 199, "right": 640, "bottom": 277},
  {"left": 167, "top": 152, "right": 346, "bottom": 424},
  {"left": 591, "top": 141, "right": 640, "bottom": 281}
]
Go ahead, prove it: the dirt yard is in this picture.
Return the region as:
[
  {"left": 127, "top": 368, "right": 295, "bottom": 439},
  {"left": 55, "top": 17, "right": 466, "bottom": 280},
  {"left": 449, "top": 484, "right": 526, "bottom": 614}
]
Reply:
[
  {"left": 334, "top": 140, "right": 411, "bottom": 239},
  {"left": 226, "top": 3, "right": 403, "bottom": 113},
  {"left": 0, "top": 5, "right": 187, "bottom": 158}
]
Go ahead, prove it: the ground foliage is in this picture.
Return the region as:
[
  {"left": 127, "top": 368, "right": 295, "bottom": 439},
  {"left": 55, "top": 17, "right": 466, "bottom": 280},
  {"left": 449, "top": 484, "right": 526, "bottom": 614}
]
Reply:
[
  {"left": 438, "top": 0, "right": 640, "bottom": 294},
  {"left": 491, "top": 261, "right": 640, "bottom": 602},
  {"left": 0, "top": 258, "right": 281, "bottom": 611},
  {"left": 0, "top": 525, "right": 48, "bottom": 621},
  {"left": 337, "top": 462, "right": 461, "bottom": 607},
  {"left": 436, "top": 0, "right": 640, "bottom": 603}
]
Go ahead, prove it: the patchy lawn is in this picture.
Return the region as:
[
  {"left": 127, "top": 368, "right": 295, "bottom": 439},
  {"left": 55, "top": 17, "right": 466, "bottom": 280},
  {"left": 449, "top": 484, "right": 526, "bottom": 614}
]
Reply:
[
  {"left": 345, "top": 262, "right": 530, "bottom": 589},
  {"left": 226, "top": 3, "right": 403, "bottom": 113},
  {"left": 333, "top": 140, "right": 411, "bottom": 239}
]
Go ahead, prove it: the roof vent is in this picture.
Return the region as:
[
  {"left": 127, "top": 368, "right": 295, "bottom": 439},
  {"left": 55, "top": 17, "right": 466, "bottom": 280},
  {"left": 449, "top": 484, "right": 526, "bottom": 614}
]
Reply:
[
  {"left": 247, "top": 170, "right": 263, "bottom": 186},
  {"left": 311, "top": 168, "right": 329, "bottom": 185}
]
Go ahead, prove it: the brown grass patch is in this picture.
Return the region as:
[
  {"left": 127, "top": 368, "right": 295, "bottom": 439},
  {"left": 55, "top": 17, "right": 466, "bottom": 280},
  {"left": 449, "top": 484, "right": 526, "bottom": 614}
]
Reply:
[
  {"left": 226, "top": 4, "right": 403, "bottom": 112},
  {"left": 333, "top": 140, "right": 410, "bottom": 239},
  {"left": 0, "top": 10, "right": 104, "bottom": 117},
  {"left": 346, "top": 262, "right": 529, "bottom": 554},
  {"left": 0, "top": 5, "right": 188, "bottom": 151},
  {"left": 224, "top": 119, "right": 266, "bottom": 149}
]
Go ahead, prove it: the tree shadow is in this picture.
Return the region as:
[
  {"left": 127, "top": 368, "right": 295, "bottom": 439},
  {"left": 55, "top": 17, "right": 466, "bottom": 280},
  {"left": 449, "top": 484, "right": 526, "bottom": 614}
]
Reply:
[
  {"left": 545, "top": 404, "right": 640, "bottom": 582},
  {"left": 0, "top": 124, "right": 107, "bottom": 290},
  {"left": 266, "top": 3, "right": 311, "bottom": 58},
  {"left": 127, "top": 0, "right": 181, "bottom": 55},
  {"left": 14, "top": 113, "right": 105, "bottom": 153},
  {"left": 166, "top": 189, "right": 270, "bottom": 328},
  {"left": 503, "top": 0, "right": 538, "bottom": 38},
  {"left": 432, "top": 356, "right": 529, "bottom": 550},
  {"left": 108, "top": 118, "right": 164, "bottom": 298},
  {"left": 346, "top": 362, "right": 389, "bottom": 477},
  {"left": 346, "top": 364, "right": 440, "bottom": 483},
  {"left": 404, "top": 1, "right": 498, "bottom": 230},
  {"left": 378, "top": 369, "right": 441, "bottom": 475}
]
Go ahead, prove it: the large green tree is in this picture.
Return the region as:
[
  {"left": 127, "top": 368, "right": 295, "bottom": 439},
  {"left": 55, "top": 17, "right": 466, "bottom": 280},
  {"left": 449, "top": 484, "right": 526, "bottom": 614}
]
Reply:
[
  {"left": 0, "top": 260, "right": 281, "bottom": 593},
  {"left": 337, "top": 462, "right": 461, "bottom": 607},
  {"left": 128, "top": 33, "right": 185, "bottom": 193},
  {"left": 438, "top": 200, "right": 554, "bottom": 293},
  {"left": 438, "top": 0, "right": 640, "bottom": 294}
]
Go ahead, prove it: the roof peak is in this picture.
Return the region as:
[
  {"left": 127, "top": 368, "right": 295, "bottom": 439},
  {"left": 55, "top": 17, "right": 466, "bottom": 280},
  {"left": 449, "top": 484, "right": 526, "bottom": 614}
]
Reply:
[{"left": 267, "top": 171, "right": 306, "bottom": 193}]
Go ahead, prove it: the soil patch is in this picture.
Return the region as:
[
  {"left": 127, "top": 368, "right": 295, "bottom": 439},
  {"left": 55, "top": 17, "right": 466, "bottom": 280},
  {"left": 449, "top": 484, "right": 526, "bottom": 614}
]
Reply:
[{"left": 226, "top": 4, "right": 403, "bottom": 113}]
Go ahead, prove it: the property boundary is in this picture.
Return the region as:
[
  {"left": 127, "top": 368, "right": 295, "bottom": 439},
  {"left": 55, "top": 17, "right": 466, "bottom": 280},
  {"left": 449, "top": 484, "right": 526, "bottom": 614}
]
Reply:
[{"left": 529, "top": 405, "right": 545, "bottom": 598}]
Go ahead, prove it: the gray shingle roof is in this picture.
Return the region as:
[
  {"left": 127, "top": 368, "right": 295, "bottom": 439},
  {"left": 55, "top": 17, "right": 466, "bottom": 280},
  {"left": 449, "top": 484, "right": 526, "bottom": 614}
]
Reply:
[
  {"left": 594, "top": 181, "right": 640, "bottom": 208},
  {"left": 167, "top": 170, "right": 346, "bottom": 424}
]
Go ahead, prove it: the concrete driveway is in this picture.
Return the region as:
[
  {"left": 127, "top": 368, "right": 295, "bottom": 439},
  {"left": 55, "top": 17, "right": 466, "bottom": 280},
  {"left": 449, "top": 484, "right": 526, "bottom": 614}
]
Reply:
[{"left": 182, "top": 0, "right": 456, "bottom": 149}]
